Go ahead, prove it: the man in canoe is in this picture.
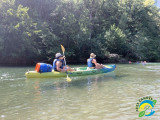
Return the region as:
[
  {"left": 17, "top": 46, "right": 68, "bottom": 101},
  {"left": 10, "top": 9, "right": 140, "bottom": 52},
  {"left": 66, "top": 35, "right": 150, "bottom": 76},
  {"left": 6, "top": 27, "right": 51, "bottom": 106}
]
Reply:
[
  {"left": 53, "top": 53, "right": 74, "bottom": 72},
  {"left": 87, "top": 53, "right": 104, "bottom": 69}
]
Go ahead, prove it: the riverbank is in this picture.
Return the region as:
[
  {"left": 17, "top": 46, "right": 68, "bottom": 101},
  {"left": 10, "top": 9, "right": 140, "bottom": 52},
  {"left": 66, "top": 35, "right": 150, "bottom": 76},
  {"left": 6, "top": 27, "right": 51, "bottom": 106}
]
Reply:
[{"left": 0, "top": 56, "right": 155, "bottom": 66}]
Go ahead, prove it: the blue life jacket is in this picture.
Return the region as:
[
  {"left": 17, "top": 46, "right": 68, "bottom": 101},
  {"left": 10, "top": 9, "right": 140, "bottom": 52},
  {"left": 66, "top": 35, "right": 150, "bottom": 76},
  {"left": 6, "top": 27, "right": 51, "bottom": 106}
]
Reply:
[
  {"left": 87, "top": 58, "right": 95, "bottom": 67},
  {"left": 53, "top": 59, "right": 64, "bottom": 71}
]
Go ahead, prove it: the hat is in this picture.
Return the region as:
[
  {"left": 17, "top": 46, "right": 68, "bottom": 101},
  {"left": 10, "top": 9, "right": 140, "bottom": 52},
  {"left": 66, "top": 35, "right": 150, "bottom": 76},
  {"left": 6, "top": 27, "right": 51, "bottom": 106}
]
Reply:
[
  {"left": 55, "top": 53, "right": 63, "bottom": 58},
  {"left": 90, "top": 53, "right": 96, "bottom": 58}
]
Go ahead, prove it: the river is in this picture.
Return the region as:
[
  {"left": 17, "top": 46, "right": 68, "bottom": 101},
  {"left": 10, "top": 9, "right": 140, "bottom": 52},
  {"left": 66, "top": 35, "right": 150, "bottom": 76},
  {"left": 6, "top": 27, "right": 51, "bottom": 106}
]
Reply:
[{"left": 0, "top": 63, "right": 160, "bottom": 120}]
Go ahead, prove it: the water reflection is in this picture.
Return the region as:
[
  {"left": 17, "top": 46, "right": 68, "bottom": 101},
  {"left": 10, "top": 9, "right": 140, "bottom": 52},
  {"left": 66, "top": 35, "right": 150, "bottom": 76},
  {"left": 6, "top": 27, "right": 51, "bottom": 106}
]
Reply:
[
  {"left": 33, "top": 81, "right": 41, "bottom": 102},
  {"left": 24, "top": 73, "right": 119, "bottom": 119},
  {"left": 30, "top": 73, "right": 116, "bottom": 92}
]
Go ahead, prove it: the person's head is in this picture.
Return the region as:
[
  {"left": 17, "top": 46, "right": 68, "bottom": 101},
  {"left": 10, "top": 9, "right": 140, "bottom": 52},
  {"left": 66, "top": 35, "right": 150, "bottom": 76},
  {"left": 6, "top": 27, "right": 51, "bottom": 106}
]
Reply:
[
  {"left": 90, "top": 53, "right": 96, "bottom": 58},
  {"left": 55, "top": 53, "right": 63, "bottom": 59}
]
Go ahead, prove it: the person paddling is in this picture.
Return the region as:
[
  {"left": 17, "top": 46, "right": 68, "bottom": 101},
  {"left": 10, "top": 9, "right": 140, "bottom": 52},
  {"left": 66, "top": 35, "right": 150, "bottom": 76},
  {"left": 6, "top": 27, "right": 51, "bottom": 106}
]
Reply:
[
  {"left": 87, "top": 53, "right": 104, "bottom": 69},
  {"left": 53, "top": 53, "right": 74, "bottom": 72}
]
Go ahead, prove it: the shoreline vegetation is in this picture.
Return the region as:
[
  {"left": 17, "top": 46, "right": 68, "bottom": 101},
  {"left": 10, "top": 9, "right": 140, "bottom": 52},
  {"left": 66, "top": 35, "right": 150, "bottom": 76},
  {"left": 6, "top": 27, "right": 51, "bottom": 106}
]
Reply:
[
  {"left": 0, "top": 0, "right": 160, "bottom": 66},
  {"left": 0, "top": 61, "right": 152, "bottom": 67}
]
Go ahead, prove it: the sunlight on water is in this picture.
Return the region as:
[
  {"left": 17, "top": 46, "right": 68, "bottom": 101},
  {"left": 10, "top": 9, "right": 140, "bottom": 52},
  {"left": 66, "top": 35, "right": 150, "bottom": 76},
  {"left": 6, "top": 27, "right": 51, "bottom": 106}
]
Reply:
[{"left": 0, "top": 64, "right": 160, "bottom": 120}]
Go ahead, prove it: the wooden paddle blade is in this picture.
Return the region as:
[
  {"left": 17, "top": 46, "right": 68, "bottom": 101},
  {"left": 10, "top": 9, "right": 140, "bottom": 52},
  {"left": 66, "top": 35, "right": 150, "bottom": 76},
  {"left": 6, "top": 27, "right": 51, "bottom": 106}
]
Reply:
[
  {"left": 61, "top": 44, "right": 65, "bottom": 53},
  {"left": 66, "top": 75, "right": 72, "bottom": 82}
]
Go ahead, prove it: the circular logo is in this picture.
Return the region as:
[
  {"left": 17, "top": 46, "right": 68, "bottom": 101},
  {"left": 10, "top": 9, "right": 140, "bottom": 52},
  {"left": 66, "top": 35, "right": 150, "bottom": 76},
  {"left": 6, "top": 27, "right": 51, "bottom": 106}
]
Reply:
[
  {"left": 139, "top": 100, "right": 155, "bottom": 117},
  {"left": 136, "top": 97, "right": 157, "bottom": 118}
]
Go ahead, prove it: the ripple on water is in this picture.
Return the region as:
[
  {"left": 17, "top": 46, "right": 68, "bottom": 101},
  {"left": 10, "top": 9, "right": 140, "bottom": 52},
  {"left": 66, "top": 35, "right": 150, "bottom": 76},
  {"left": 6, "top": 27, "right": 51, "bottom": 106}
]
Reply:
[
  {"left": 0, "top": 72, "right": 24, "bottom": 82},
  {"left": 1, "top": 115, "right": 6, "bottom": 118},
  {"left": 1, "top": 65, "right": 160, "bottom": 120}
]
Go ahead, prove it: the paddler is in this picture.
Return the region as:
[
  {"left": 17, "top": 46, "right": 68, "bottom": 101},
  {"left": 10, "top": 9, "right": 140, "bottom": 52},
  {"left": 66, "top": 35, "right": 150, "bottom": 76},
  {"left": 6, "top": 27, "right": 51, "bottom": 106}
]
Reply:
[
  {"left": 53, "top": 53, "right": 74, "bottom": 72},
  {"left": 87, "top": 53, "right": 104, "bottom": 69}
]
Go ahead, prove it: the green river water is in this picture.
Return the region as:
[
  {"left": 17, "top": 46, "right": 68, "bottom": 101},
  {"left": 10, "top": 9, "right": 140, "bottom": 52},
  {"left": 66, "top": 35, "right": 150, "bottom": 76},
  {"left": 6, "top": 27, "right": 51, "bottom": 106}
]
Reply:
[{"left": 0, "top": 63, "right": 160, "bottom": 120}]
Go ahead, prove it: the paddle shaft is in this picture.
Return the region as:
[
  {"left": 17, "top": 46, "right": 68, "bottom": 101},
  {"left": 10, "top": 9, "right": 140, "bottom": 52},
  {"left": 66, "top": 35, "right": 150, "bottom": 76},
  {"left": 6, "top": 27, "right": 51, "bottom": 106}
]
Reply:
[
  {"left": 62, "top": 52, "right": 67, "bottom": 71},
  {"left": 60, "top": 44, "right": 72, "bottom": 82},
  {"left": 62, "top": 50, "right": 70, "bottom": 77}
]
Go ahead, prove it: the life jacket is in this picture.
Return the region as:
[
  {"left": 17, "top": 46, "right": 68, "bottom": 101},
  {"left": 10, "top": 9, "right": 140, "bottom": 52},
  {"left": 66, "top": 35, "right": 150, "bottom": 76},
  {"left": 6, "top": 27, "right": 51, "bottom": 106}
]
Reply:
[
  {"left": 87, "top": 58, "right": 95, "bottom": 67},
  {"left": 53, "top": 59, "right": 64, "bottom": 71}
]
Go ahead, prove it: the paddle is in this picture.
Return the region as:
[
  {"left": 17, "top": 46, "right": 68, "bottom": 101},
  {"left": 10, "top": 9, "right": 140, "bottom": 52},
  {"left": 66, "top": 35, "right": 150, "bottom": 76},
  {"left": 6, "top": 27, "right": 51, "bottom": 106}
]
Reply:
[
  {"left": 139, "top": 106, "right": 150, "bottom": 117},
  {"left": 60, "top": 44, "right": 72, "bottom": 82}
]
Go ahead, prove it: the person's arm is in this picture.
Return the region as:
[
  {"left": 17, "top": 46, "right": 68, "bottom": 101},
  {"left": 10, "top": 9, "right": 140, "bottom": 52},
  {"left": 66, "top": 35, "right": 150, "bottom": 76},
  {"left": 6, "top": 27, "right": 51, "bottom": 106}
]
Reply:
[
  {"left": 92, "top": 59, "right": 104, "bottom": 69},
  {"left": 92, "top": 59, "right": 97, "bottom": 65},
  {"left": 56, "top": 61, "right": 66, "bottom": 72},
  {"left": 91, "top": 59, "right": 98, "bottom": 68}
]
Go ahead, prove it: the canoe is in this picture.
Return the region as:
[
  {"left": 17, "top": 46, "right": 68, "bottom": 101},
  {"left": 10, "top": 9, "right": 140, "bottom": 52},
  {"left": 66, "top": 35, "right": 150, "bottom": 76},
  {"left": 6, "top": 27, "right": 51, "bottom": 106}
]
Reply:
[{"left": 25, "top": 64, "right": 116, "bottom": 78}]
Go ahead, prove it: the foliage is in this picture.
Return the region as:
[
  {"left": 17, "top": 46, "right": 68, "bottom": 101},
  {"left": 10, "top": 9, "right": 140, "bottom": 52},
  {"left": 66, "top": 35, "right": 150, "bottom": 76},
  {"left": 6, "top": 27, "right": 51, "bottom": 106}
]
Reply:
[{"left": 0, "top": 0, "right": 160, "bottom": 65}]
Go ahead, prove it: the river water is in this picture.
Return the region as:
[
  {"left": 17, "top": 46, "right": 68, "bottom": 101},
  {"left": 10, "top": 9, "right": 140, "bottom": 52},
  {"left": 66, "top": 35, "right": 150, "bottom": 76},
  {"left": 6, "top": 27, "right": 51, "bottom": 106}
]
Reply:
[{"left": 0, "top": 63, "right": 160, "bottom": 120}]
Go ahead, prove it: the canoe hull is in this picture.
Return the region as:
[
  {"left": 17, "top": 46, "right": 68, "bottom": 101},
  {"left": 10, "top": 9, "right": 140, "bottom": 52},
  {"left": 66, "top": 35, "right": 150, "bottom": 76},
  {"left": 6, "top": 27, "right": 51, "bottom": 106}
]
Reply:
[{"left": 25, "top": 64, "right": 116, "bottom": 78}]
